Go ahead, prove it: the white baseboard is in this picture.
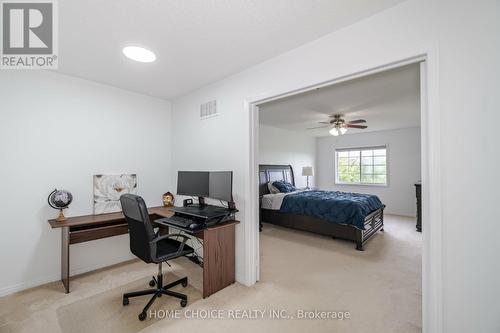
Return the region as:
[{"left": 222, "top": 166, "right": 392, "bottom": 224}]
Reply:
[
  {"left": 384, "top": 211, "right": 417, "bottom": 218},
  {"left": 235, "top": 273, "right": 246, "bottom": 285},
  {"left": 0, "top": 259, "right": 135, "bottom": 297},
  {"left": 0, "top": 273, "right": 62, "bottom": 297}
]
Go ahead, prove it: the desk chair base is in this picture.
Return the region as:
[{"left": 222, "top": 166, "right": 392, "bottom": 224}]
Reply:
[{"left": 123, "top": 263, "right": 188, "bottom": 321}]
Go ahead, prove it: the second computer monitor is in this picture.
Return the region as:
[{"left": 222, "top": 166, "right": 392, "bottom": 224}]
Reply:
[
  {"left": 209, "top": 171, "right": 233, "bottom": 202},
  {"left": 177, "top": 171, "right": 233, "bottom": 202}
]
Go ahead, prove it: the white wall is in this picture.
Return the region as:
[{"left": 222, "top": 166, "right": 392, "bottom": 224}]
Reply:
[
  {"left": 316, "top": 127, "right": 421, "bottom": 217},
  {"left": 0, "top": 71, "right": 173, "bottom": 296},
  {"left": 171, "top": 1, "right": 500, "bottom": 331},
  {"left": 259, "top": 125, "right": 316, "bottom": 188}
]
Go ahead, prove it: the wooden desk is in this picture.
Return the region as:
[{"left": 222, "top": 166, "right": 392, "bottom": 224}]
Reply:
[{"left": 48, "top": 207, "right": 238, "bottom": 298}]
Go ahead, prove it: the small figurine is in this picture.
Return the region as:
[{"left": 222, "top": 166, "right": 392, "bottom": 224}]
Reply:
[{"left": 162, "top": 192, "right": 174, "bottom": 207}]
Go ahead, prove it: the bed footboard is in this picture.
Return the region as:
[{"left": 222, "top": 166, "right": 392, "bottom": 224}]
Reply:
[
  {"left": 355, "top": 207, "right": 384, "bottom": 250},
  {"left": 260, "top": 207, "right": 384, "bottom": 250}
]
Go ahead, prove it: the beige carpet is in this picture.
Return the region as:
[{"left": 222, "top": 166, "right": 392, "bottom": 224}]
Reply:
[
  {"left": 0, "top": 214, "right": 421, "bottom": 333},
  {"left": 57, "top": 275, "right": 201, "bottom": 333}
]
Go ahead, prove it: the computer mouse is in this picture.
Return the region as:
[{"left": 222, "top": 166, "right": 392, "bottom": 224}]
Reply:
[{"left": 189, "top": 223, "right": 199, "bottom": 230}]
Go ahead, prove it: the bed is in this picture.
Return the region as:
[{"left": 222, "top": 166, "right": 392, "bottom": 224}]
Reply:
[{"left": 259, "top": 164, "right": 385, "bottom": 250}]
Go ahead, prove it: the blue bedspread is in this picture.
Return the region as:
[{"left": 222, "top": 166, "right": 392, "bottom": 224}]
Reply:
[{"left": 280, "top": 190, "right": 384, "bottom": 230}]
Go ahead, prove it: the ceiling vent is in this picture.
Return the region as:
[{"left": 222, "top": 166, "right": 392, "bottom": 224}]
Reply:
[{"left": 200, "top": 100, "right": 217, "bottom": 119}]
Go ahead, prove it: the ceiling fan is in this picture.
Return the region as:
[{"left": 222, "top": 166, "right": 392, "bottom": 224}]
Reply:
[{"left": 308, "top": 114, "right": 367, "bottom": 136}]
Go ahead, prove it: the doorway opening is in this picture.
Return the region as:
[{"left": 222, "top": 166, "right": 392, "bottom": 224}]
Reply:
[{"left": 246, "top": 56, "right": 439, "bottom": 331}]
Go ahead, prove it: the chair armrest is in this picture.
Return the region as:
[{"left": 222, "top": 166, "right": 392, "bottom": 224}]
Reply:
[
  {"left": 151, "top": 233, "right": 190, "bottom": 243},
  {"left": 150, "top": 233, "right": 190, "bottom": 257}
]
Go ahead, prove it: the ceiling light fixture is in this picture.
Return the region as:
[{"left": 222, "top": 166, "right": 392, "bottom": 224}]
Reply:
[
  {"left": 309, "top": 114, "right": 367, "bottom": 136},
  {"left": 339, "top": 125, "right": 348, "bottom": 135},
  {"left": 122, "top": 46, "right": 156, "bottom": 63},
  {"left": 329, "top": 124, "right": 347, "bottom": 136},
  {"left": 329, "top": 127, "right": 340, "bottom": 136}
]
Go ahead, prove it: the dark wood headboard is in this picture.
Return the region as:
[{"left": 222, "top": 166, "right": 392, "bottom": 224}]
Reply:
[{"left": 259, "top": 164, "right": 295, "bottom": 197}]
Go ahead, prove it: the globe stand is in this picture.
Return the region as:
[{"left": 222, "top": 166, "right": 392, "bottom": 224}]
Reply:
[
  {"left": 56, "top": 209, "right": 66, "bottom": 222},
  {"left": 48, "top": 189, "right": 72, "bottom": 222}
]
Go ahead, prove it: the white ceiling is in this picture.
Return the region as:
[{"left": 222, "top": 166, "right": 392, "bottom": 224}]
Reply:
[
  {"left": 57, "top": 0, "right": 405, "bottom": 99},
  {"left": 259, "top": 63, "right": 421, "bottom": 136}
]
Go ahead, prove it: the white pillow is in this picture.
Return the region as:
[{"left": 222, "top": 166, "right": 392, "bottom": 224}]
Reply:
[{"left": 267, "top": 182, "right": 280, "bottom": 194}]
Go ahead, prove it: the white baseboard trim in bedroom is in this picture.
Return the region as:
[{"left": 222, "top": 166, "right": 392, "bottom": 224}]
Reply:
[{"left": 384, "top": 212, "right": 417, "bottom": 219}]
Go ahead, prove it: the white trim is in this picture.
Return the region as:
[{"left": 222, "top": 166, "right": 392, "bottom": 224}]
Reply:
[
  {"left": 244, "top": 99, "right": 260, "bottom": 285},
  {"left": 419, "top": 58, "right": 444, "bottom": 333},
  {"left": 334, "top": 144, "right": 387, "bottom": 152},
  {"left": 248, "top": 55, "right": 426, "bottom": 107},
  {"left": 246, "top": 52, "right": 442, "bottom": 333},
  {"left": 0, "top": 259, "right": 135, "bottom": 297},
  {"left": 0, "top": 274, "right": 62, "bottom": 297}
]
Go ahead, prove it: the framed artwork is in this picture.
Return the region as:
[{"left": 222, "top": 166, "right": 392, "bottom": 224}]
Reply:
[{"left": 93, "top": 174, "right": 137, "bottom": 214}]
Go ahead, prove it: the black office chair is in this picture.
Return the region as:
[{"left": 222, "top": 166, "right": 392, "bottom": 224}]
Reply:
[{"left": 120, "top": 194, "right": 194, "bottom": 321}]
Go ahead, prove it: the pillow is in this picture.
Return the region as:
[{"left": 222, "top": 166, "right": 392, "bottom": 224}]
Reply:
[
  {"left": 272, "top": 180, "right": 296, "bottom": 193},
  {"left": 267, "top": 182, "right": 280, "bottom": 194}
]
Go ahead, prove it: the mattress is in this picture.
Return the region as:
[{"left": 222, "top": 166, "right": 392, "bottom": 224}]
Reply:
[{"left": 261, "top": 191, "right": 302, "bottom": 210}]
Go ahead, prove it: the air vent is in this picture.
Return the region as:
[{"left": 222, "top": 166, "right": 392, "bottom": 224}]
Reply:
[{"left": 200, "top": 100, "right": 217, "bottom": 119}]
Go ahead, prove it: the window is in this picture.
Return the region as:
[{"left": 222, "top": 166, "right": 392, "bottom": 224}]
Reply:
[{"left": 335, "top": 146, "right": 387, "bottom": 185}]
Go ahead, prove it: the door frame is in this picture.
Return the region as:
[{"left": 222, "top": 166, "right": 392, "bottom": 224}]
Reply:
[{"left": 244, "top": 52, "right": 442, "bottom": 332}]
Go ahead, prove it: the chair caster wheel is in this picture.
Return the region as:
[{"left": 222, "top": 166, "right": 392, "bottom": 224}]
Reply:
[
  {"left": 122, "top": 297, "right": 129, "bottom": 306},
  {"left": 181, "top": 279, "right": 188, "bottom": 288},
  {"left": 138, "top": 312, "right": 146, "bottom": 321},
  {"left": 149, "top": 279, "right": 156, "bottom": 287},
  {"left": 180, "top": 299, "right": 187, "bottom": 307}
]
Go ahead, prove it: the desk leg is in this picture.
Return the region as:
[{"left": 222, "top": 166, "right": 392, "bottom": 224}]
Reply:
[
  {"left": 159, "top": 225, "right": 169, "bottom": 236},
  {"left": 202, "top": 225, "right": 236, "bottom": 298},
  {"left": 61, "top": 227, "right": 70, "bottom": 293}
]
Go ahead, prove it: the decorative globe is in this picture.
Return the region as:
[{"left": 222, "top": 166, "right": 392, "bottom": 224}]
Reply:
[{"left": 48, "top": 189, "right": 73, "bottom": 210}]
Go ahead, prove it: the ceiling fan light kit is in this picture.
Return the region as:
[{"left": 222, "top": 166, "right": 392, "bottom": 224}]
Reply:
[{"left": 329, "top": 127, "right": 340, "bottom": 136}]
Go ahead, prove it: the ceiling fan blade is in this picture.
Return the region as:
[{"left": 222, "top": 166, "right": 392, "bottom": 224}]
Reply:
[
  {"left": 347, "top": 124, "right": 368, "bottom": 129},
  {"left": 347, "top": 119, "right": 366, "bottom": 124},
  {"left": 307, "top": 125, "right": 329, "bottom": 129},
  {"left": 318, "top": 121, "right": 331, "bottom": 124}
]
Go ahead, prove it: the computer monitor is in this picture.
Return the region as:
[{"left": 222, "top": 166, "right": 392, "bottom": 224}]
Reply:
[
  {"left": 176, "top": 171, "right": 233, "bottom": 203},
  {"left": 177, "top": 171, "right": 209, "bottom": 197},
  {"left": 209, "top": 171, "right": 233, "bottom": 202}
]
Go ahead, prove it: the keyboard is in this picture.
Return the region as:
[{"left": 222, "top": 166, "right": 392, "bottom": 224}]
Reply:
[{"left": 161, "top": 215, "right": 194, "bottom": 228}]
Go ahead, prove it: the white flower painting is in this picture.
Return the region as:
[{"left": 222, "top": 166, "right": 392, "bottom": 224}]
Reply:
[{"left": 93, "top": 174, "right": 137, "bottom": 214}]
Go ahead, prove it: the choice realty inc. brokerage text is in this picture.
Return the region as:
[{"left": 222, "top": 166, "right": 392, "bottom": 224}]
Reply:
[{"left": 149, "top": 308, "right": 351, "bottom": 320}]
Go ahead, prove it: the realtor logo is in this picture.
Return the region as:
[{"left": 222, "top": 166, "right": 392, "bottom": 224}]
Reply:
[{"left": 1, "top": 0, "right": 58, "bottom": 69}]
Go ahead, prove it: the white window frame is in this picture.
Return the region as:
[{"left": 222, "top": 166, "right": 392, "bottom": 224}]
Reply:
[{"left": 334, "top": 145, "right": 389, "bottom": 187}]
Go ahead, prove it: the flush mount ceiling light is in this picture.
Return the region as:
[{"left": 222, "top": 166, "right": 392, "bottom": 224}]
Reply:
[{"left": 122, "top": 46, "right": 156, "bottom": 63}]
